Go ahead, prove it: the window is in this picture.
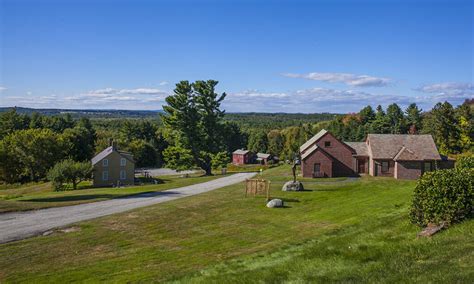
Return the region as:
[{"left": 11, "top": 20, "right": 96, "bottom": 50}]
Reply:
[
  {"left": 120, "top": 170, "right": 126, "bottom": 180},
  {"left": 314, "top": 163, "right": 321, "bottom": 173},
  {"left": 102, "top": 159, "right": 108, "bottom": 167},
  {"left": 324, "top": 141, "right": 331, "bottom": 147},
  {"left": 381, "top": 161, "right": 389, "bottom": 173},
  {"left": 423, "top": 162, "right": 432, "bottom": 172},
  {"left": 120, "top": 158, "right": 126, "bottom": 166},
  {"left": 102, "top": 171, "right": 109, "bottom": 181}
]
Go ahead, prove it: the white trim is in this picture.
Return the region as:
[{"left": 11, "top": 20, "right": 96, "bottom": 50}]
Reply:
[
  {"left": 102, "top": 171, "right": 109, "bottom": 181},
  {"left": 120, "top": 170, "right": 126, "bottom": 180},
  {"left": 103, "top": 159, "right": 109, "bottom": 167},
  {"left": 120, "top": 158, "right": 126, "bottom": 166}
]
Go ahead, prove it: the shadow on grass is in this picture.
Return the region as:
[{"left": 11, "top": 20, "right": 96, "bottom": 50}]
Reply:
[{"left": 20, "top": 190, "right": 181, "bottom": 203}]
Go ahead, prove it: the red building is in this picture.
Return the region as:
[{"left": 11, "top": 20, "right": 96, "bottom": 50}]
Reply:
[
  {"left": 300, "top": 129, "right": 454, "bottom": 180},
  {"left": 232, "top": 149, "right": 252, "bottom": 165}
]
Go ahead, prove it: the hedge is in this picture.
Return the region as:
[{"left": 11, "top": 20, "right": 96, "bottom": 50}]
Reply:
[
  {"left": 410, "top": 168, "right": 473, "bottom": 227},
  {"left": 455, "top": 155, "right": 474, "bottom": 170}
]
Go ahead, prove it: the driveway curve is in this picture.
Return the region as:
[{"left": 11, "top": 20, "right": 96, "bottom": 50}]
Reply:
[{"left": 0, "top": 172, "right": 256, "bottom": 244}]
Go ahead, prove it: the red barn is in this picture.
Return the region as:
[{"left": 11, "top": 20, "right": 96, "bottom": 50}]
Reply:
[{"left": 232, "top": 149, "right": 252, "bottom": 165}]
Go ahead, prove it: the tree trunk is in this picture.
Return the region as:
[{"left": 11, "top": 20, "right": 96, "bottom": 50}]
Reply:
[{"left": 72, "top": 179, "right": 77, "bottom": 190}]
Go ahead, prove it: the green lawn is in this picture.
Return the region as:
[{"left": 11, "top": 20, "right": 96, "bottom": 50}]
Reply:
[
  {"left": 0, "top": 165, "right": 472, "bottom": 282},
  {"left": 0, "top": 173, "right": 225, "bottom": 213}
]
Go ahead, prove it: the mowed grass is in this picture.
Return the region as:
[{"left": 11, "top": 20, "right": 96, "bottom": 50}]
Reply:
[
  {"left": 0, "top": 165, "right": 472, "bottom": 283},
  {"left": 0, "top": 173, "right": 224, "bottom": 213}
]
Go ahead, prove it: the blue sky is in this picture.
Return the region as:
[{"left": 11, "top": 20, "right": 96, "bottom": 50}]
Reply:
[{"left": 0, "top": 0, "right": 472, "bottom": 113}]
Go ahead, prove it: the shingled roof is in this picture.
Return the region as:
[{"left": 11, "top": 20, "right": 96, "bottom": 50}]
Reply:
[
  {"left": 91, "top": 146, "right": 135, "bottom": 165},
  {"left": 257, "top": 153, "right": 271, "bottom": 159},
  {"left": 233, "top": 149, "right": 250, "bottom": 155},
  {"left": 344, "top": 142, "right": 368, "bottom": 156},
  {"left": 300, "top": 129, "right": 328, "bottom": 153},
  {"left": 367, "top": 134, "right": 441, "bottom": 160}
]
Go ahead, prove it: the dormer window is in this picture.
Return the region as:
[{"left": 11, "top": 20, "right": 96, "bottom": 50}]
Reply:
[
  {"left": 120, "top": 158, "right": 126, "bottom": 166},
  {"left": 324, "top": 141, "right": 331, "bottom": 147},
  {"left": 103, "top": 159, "right": 109, "bottom": 167}
]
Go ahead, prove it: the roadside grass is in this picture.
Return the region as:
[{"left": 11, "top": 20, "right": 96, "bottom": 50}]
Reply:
[
  {"left": 0, "top": 173, "right": 225, "bottom": 213},
  {"left": 0, "top": 165, "right": 472, "bottom": 282}
]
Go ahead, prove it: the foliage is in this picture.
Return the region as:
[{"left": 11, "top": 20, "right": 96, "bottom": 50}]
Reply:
[
  {"left": 405, "top": 103, "right": 422, "bottom": 134},
  {"left": 455, "top": 155, "right": 474, "bottom": 169},
  {"left": 62, "top": 126, "right": 96, "bottom": 162},
  {"left": 410, "top": 168, "right": 473, "bottom": 227},
  {"left": 162, "top": 146, "right": 195, "bottom": 172},
  {"left": 1, "top": 129, "right": 65, "bottom": 182},
  {"left": 127, "top": 139, "right": 160, "bottom": 168},
  {"left": 422, "top": 102, "right": 460, "bottom": 155},
  {"left": 47, "top": 159, "right": 93, "bottom": 191},
  {"left": 211, "top": 151, "right": 229, "bottom": 170},
  {"left": 247, "top": 130, "right": 268, "bottom": 153},
  {"left": 161, "top": 80, "right": 227, "bottom": 175}
]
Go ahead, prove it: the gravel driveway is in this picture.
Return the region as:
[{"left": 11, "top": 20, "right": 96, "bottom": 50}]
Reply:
[{"left": 0, "top": 172, "right": 255, "bottom": 244}]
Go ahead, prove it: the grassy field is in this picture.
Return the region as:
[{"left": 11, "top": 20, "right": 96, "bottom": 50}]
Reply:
[
  {"left": 0, "top": 173, "right": 224, "bottom": 213},
  {"left": 0, "top": 165, "right": 472, "bottom": 282}
]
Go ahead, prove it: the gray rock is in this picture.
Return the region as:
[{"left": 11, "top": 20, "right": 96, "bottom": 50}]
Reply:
[
  {"left": 266, "top": 199, "right": 284, "bottom": 208},
  {"left": 282, "top": 181, "right": 304, "bottom": 191}
]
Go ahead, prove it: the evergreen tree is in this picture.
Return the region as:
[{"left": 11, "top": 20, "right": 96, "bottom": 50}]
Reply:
[
  {"left": 405, "top": 103, "right": 422, "bottom": 134},
  {"left": 423, "top": 102, "right": 460, "bottom": 154},
  {"left": 369, "top": 105, "right": 391, "bottom": 133},
  {"left": 161, "top": 80, "right": 226, "bottom": 175},
  {"left": 359, "top": 105, "right": 376, "bottom": 124},
  {"left": 386, "top": 103, "right": 407, "bottom": 134}
]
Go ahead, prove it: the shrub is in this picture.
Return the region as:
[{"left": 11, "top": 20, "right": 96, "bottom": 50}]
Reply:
[
  {"left": 455, "top": 155, "right": 474, "bottom": 170},
  {"left": 410, "top": 168, "right": 473, "bottom": 227}
]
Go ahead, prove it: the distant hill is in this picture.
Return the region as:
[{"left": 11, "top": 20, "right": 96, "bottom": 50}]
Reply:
[
  {"left": 0, "top": 107, "right": 341, "bottom": 129},
  {"left": 0, "top": 107, "right": 162, "bottom": 118}
]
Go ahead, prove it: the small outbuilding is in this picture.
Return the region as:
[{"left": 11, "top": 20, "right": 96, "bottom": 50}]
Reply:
[
  {"left": 91, "top": 142, "right": 135, "bottom": 187},
  {"left": 256, "top": 153, "right": 272, "bottom": 165},
  {"left": 232, "top": 149, "right": 252, "bottom": 165}
]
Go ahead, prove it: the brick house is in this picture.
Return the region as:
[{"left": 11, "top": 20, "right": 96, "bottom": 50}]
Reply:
[
  {"left": 91, "top": 142, "right": 135, "bottom": 187},
  {"left": 232, "top": 149, "right": 253, "bottom": 165},
  {"left": 300, "top": 129, "right": 454, "bottom": 179}
]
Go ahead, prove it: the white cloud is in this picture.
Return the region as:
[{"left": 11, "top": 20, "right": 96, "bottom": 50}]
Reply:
[
  {"left": 282, "top": 72, "right": 391, "bottom": 87},
  {"left": 414, "top": 82, "right": 473, "bottom": 93},
  {"left": 0, "top": 86, "right": 7, "bottom": 92},
  {"left": 0, "top": 87, "right": 170, "bottom": 110},
  {"left": 159, "top": 81, "right": 169, "bottom": 86}
]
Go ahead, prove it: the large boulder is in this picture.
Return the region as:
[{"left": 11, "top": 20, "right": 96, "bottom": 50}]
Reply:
[
  {"left": 267, "top": 199, "right": 284, "bottom": 208},
  {"left": 282, "top": 181, "right": 304, "bottom": 191}
]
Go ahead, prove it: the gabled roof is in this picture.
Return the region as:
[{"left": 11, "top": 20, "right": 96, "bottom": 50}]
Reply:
[
  {"left": 91, "top": 146, "right": 135, "bottom": 165},
  {"left": 257, "top": 153, "right": 271, "bottom": 159},
  {"left": 233, "top": 149, "right": 250, "bottom": 155},
  {"left": 367, "top": 134, "right": 441, "bottom": 160},
  {"left": 344, "top": 142, "right": 368, "bottom": 156},
  {"left": 393, "top": 146, "right": 421, "bottom": 161},
  {"left": 300, "top": 129, "right": 328, "bottom": 153},
  {"left": 301, "top": 144, "right": 334, "bottom": 161}
]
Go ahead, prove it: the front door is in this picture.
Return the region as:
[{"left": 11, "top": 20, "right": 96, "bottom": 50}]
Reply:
[{"left": 358, "top": 160, "right": 365, "bottom": 173}]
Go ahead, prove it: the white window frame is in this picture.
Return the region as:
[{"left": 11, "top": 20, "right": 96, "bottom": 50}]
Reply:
[
  {"left": 102, "top": 171, "right": 109, "bottom": 181},
  {"left": 103, "top": 159, "right": 109, "bottom": 167},
  {"left": 120, "top": 170, "right": 126, "bottom": 180},
  {"left": 120, "top": 158, "right": 126, "bottom": 166}
]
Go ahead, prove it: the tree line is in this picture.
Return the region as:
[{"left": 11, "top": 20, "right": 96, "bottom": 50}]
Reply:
[{"left": 0, "top": 80, "right": 472, "bottom": 184}]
